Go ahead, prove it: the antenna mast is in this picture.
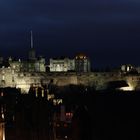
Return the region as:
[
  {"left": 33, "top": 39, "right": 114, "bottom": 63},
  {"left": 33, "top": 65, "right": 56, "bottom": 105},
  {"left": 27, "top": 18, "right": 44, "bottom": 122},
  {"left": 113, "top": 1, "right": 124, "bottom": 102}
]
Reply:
[{"left": 31, "top": 30, "right": 33, "bottom": 48}]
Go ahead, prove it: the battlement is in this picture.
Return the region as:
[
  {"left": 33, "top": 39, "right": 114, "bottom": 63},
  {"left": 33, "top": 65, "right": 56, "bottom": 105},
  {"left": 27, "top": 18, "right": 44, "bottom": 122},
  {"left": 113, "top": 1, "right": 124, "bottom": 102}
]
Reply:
[{"left": 0, "top": 65, "right": 139, "bottom": 93}]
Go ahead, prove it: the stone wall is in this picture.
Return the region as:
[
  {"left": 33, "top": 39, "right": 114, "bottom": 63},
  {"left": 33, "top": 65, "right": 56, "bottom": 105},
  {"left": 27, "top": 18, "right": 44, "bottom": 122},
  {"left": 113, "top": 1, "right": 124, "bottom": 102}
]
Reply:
[{"left": 0, "top": 67, "right": 139, "bottom": 93}]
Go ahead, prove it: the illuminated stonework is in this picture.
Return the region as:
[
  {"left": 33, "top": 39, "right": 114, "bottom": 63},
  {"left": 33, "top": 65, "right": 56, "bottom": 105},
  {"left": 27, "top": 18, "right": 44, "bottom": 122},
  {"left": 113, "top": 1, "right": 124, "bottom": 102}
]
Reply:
[
  {"left": 0, "top": 64, "right": 139, "bottom": 93},
  {"left": 0, "top": 48, "right": 139, "bottom": 93},
  {"left": 121, "top": 64, "right": 133, "bottom": 73},
  {"left": 75, "top": 53, "right": 91, "bottom": 72},
  {"left": 49, "top": 54, "right": 91, "bottom": 72},
  {"left": 119, "top": 86, "right": 134, "bottom": 91},
  {"left": 8, "top": 57, "right": 46, "bottom": 73},
  {"left": 49, "top": 58, "right": 75, "bottom": 72}
]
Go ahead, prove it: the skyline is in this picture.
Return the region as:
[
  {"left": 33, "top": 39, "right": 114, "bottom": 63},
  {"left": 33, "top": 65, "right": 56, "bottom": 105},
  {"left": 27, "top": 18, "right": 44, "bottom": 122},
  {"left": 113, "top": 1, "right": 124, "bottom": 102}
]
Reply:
[{"left": 0, "top": 0, "right": 140, "bottom": 68}]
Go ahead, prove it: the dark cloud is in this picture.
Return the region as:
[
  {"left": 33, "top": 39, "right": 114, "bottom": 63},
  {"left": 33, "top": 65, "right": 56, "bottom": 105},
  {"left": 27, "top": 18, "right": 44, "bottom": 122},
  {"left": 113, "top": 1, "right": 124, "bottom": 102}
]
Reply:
[{"left": 0, "top": 0, "right": 140, "bottom": 67}]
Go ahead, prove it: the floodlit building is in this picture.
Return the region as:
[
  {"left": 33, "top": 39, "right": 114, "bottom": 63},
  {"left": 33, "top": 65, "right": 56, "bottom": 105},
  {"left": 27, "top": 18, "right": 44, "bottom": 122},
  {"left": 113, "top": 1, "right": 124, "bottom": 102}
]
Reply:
[
  {"left": 121, "top": 64, "right": 133, "bottom": 73},
  {"left": 7, "top": 31, "right": 46, "bottom": 73},
  {"left": 49, "top": 57, "right": 75, "bottom": 72},
  {"left": 7, "top": 50, "right": 46, "bottom": 73},
  {"left": 1, "top": 31, "right": 140, "bottom": 93},
  {"left": 49, "top": 54, "right": 91, "bottom": 72},
  {"left": 75, "top": 53, "right": 91, "bottom": 72}
]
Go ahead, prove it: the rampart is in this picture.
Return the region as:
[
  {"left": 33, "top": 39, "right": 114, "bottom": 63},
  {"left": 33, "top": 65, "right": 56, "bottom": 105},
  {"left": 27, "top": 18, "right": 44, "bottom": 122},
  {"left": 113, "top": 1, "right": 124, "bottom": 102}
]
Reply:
[{"left": 0, "top": 67, "right": 139, "bottom": 93}]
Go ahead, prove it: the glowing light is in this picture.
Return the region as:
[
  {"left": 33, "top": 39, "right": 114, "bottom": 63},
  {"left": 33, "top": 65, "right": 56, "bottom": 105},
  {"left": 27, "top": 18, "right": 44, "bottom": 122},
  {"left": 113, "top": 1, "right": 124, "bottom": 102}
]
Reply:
[
  {"left": 1, "top": 92, "right": 3, "bottom": 97},
  {"left": 119, "top": 86, "right": 134, "bottom": 91},
  {"left": 47, "top": 94, "right": 55, "bottom": 100},
  {"left": 3, "top": 124, "right": 5, "bottom": 140},
  {"left": 16, "top": 79, "right": 30, "bottom": 93},
  {"left": 0, "top": 123, "right": 5, "bottom": 140},
  {"left": 2, "top": 114, "right": 4, "bottom": 119},
  {"left": 42, "top": 90, "right": 44, "bottom": 97},
  {"left": 53, "top": 99, "right": 63, "bottom": 105}
]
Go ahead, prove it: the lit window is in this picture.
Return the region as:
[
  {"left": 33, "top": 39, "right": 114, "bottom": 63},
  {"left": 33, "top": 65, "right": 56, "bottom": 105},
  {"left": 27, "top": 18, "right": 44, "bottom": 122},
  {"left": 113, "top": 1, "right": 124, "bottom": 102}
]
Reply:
[
  {"left": 1, "top": 92, "right": 3, "bottom": 97},
  {"left": 2, "top": 75, "right": 5, "bottom": 80},
  {"left": 65, "top": 136, "right": 68, "bottom": 139},
  {"left": 2, "top": 113, "right": 4, "bottom": 119},
  {"left": 42, "top": 90, "right": 44, "bottom": 97}
]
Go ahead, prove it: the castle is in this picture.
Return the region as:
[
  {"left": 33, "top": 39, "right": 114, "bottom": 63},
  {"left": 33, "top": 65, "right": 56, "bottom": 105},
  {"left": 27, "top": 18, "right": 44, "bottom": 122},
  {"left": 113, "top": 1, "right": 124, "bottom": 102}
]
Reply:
[{"left": 0, "top": 32, "right": 140, "bottom": 93}]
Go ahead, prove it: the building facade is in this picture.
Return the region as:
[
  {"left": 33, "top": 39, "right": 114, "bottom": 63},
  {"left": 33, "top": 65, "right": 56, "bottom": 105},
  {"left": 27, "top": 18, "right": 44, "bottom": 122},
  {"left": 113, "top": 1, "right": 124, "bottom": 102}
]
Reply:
[
  {"left": 75, "top": 53, "right": 91, "bottom": 72},
  {"left": 49, "top": 58, "right": 75, "bottom": 72},
  {"left": 7, "top": 47, "right": 46, "bottom": 73},
  {"left": 49, "top": 54, "right": 91, "bottom": 72}
]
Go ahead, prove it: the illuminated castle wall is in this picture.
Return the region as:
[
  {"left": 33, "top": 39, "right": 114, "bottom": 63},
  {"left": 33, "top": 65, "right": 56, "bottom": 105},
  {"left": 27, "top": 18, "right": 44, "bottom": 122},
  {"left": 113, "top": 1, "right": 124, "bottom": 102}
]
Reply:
[
  {"left": 0, "top": 64, "right": 139, "bottom": 93},
  {"left": 0, "top": 49, "right": 139, "bottom": 93}
]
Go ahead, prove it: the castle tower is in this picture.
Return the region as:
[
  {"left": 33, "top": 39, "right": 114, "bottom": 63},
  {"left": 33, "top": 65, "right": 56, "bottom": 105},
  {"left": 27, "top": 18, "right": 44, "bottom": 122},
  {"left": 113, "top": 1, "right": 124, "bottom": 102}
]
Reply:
[
  {"left": 28, "top": 31, "right": 36, "bottom": 61},
  {"left": 75, "top": 53, "right": 91, "bottom": 72}
]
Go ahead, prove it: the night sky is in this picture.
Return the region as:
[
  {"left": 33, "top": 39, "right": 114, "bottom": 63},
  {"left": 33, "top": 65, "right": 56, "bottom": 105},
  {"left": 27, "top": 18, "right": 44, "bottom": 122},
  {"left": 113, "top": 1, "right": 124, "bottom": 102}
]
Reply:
[{"left": 0, "top": 0, "right": 140, "bottom": 68}]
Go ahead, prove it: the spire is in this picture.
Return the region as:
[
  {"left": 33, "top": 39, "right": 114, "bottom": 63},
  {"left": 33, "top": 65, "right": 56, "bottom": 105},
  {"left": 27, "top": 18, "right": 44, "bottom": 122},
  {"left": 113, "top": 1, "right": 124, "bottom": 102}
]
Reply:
[
  {"left": 30, "top": 30, "right": 33, "bottom": 49},
  {"left": 28, "top": 30, "right": 36, "bottom": 61}
]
